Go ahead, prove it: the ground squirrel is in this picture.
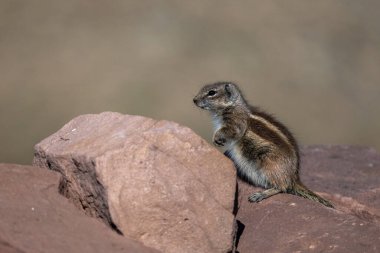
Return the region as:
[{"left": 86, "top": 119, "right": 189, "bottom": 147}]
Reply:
[{"left": 193, "top": 81, "right": 333, "bottom": 208}]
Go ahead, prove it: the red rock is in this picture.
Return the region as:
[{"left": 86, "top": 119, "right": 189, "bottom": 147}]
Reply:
[
  {"left": 300, "top": 145, "right": 380, "bottom": 217},
  {"left": 0, "top": 238, "right": 24, "bottom": 253},
  {"left": 0, "top": 163, "right": 160, "bottom": 253},
  {"left": 33, "top": 112, "right": 237, "bottom": 253},
  {"left": 235, "top": 145, "right": 380, "bottom": 253}
]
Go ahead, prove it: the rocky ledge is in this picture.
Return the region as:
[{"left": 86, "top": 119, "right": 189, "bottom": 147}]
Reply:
[{"left": 1, "top": 112, "right": 379, "bottom": 253}]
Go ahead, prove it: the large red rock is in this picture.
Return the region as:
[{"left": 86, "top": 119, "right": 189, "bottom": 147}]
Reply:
[
  {"left": 235, "top": 145, "right": 380, "bottom": 253},
  {"left": 0, "top": 163, "right": 160, "bottom": 253},
  {"left": 33, "top": 112, "right": 237, "bottom": 253}
]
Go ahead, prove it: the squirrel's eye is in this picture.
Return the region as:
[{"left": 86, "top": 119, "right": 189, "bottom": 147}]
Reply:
[{"left": 207, "top": 90, "right": 216, "bottom": 97}]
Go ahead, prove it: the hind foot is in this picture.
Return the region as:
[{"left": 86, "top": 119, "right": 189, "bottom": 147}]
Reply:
[
  {"left": 248, "top": 192, "right": 266, "bottom": 202},
  {"left": 248, "top": 188, "right": 281, "bottom": 203}
]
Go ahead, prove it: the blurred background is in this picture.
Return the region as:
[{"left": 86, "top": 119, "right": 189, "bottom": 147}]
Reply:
[{"left": 1, "top": 0, "right": 379, "bottom": 164}]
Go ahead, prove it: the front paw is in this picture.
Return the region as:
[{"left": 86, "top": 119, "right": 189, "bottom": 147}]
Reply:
[{"left": 213, "top": 131, "right": 226, "bottom": 147}]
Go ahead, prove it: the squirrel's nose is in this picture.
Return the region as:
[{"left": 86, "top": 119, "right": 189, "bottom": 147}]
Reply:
[{"left": 193, "top": 98, "right": 198, "bottom": 104}]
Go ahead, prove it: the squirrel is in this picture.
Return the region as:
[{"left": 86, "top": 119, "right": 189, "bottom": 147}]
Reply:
[{"left": 193, "top": 81, "right": 334, "bottom": 208}]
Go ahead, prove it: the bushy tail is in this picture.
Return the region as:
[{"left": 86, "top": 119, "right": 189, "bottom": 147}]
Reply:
[{"left": 290, "top": 183, "right": 334, "bottom": 208}]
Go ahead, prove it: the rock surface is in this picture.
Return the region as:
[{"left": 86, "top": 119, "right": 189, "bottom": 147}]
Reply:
[
  {"left": 33, "top": 112, "right": 237, "bottom": 253},
  {"left": 235, "top": 145, "right": 380, "bottom": 253},
  {"left": 0, "top": 163, "right": 160, "bottom": 253}
]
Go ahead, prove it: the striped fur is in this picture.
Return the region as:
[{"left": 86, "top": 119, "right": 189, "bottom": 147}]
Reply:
[{"left": 193, "top": 81, "right": 334, "bottom": 208}]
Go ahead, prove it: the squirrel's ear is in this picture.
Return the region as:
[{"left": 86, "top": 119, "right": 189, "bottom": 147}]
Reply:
[{"left": 224, "top": 83, "right": 236, "bottom": 99}]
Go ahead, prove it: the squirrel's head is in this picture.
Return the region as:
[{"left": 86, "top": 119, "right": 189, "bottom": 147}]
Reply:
[{"left": 193, "top": 82, "right": 243, "bottom": 111}]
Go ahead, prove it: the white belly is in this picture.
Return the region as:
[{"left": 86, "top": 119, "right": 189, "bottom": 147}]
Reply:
[{"left": 228, "top": 145, "right": 269, "bottom": 188}]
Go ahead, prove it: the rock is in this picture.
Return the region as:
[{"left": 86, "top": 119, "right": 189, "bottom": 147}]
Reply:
[
  {"left": 300, "top": 145, "right": 380, "bottom": 217},
  {"left": 33, "top": 112, "right": 237, "bottom": 253},
  {"left": 0, "top": 238, "right": 24, "bottom": 253},
  {"left": 235, "top": 145, "right": 380, "bottom": 253},
  {"left": 0, "top": 163, "right": 160, "bottom": 253}
]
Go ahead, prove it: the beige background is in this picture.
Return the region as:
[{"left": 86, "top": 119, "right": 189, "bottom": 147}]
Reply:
[{"left": 1, "top": 0, "right": 379, "bottom": 164}]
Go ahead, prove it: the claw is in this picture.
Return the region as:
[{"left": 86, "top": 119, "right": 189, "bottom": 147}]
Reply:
[{"left": 214, "top": 137, "right": 226, "bottom": 146}]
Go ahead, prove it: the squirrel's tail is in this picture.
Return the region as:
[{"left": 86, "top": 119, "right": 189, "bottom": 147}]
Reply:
[{"left": 290, "top": 182, "right": 334, "bottom": 208}]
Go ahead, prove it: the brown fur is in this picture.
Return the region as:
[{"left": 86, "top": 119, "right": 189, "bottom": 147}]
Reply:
[{"left": 193, "top": 81, "right": 333, "bottom": 208}]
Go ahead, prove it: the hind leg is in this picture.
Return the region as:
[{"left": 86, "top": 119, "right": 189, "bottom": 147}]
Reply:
[{"left": 248, "top": 188, "right": 281, "bottom": 203}]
